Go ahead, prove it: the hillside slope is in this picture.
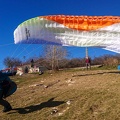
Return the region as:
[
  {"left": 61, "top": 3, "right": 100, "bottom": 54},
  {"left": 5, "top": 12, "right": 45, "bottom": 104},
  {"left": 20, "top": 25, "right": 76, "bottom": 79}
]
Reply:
[{"left": 0, "top": 69, "right": 120, "bottom": 120}]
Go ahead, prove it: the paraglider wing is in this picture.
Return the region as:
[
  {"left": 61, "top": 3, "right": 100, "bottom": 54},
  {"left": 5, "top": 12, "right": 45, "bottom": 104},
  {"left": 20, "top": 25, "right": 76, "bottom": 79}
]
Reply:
[{"left": 14, "top": 15, "right": 120, "bottom": 53}]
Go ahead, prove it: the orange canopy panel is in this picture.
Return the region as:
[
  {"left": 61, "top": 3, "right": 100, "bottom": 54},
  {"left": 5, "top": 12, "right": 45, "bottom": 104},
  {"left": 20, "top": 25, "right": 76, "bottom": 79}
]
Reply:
[{"left": 42, "top": 15, "right": 120, "bottom": 31}]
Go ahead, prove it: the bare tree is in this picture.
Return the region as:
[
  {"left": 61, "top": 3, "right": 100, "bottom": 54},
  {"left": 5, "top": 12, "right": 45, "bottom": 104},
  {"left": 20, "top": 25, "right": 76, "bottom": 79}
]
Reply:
[
  {"left": 3, "top": 57, "right": 22, "bottom": 68},
  {"left": 43, "top": 45, "right": 67, "bottom": 71}
]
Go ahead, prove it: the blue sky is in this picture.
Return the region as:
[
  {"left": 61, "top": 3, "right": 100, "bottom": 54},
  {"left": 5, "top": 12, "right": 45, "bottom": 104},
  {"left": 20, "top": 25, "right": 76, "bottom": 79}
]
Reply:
[{"left": 0, "top": 0, "right": 120, "bottom": 69}]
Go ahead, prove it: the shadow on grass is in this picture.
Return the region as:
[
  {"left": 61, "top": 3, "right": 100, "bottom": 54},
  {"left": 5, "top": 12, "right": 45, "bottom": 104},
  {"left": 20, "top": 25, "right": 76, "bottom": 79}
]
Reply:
[{"left": 9, "top": 97, "right": 65, "bottom": 114}]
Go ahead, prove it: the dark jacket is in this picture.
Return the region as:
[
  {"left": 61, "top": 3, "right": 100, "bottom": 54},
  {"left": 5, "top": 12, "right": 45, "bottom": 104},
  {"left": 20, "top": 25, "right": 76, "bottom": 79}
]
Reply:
[{"left": 0, "top": 72, "right": 12, "bottom": 90}]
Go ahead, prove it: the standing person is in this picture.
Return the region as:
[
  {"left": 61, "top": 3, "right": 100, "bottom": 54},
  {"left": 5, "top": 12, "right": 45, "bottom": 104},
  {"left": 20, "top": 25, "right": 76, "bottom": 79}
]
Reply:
[
  {"left": 38, "top": 63, "right": 44, "bottom": 75},
  {"left": 0, "top": 71, "right": 14, "bottom": 112},
  {"left": 31, "top": 59, "right": 34, "bottom": 68},
  {"left": 85, "top": 56, "right": 91, "bottom": 70}
]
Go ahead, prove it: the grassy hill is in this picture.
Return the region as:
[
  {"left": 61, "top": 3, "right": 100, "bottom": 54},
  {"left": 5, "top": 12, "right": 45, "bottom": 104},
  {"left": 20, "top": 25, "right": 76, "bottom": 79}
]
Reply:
[{"left": 0, "top": 69, "right": 120, "bottom": 120}]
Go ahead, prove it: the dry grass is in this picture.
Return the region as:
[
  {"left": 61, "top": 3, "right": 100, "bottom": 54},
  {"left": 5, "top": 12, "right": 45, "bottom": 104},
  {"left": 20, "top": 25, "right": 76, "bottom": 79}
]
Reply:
[{"left": 0, "top": 69, "right": 120, "bottom": 120}]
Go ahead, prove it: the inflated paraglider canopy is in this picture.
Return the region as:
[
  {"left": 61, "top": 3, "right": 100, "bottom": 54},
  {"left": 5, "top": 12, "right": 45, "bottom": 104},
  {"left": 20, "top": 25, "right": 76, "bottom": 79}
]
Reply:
[{"left": 14, "top": 15, "right": 120, "bottom": 53}]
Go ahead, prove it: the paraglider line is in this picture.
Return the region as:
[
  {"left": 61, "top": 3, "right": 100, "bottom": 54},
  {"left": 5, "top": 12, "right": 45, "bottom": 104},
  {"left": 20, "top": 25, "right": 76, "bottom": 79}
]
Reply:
[{"left": 0, "top": 43, "right": 14, "bottom": 46}]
